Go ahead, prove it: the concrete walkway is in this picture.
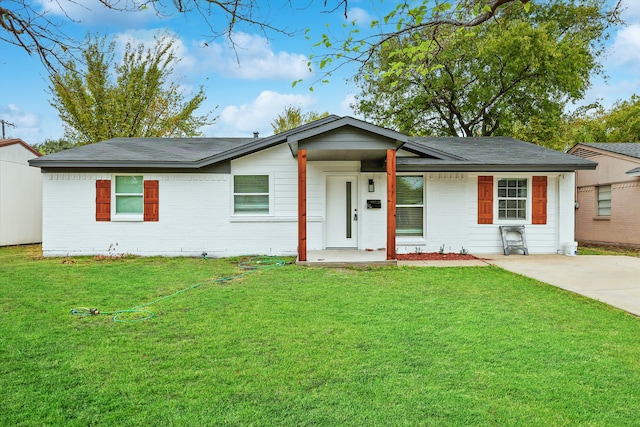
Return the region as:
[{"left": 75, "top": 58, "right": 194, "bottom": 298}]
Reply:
[{"left": 483, "top": 255, "right": 640, "bottom": 317}]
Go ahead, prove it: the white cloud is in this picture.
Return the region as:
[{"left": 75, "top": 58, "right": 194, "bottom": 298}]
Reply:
[
  {"left": 580, "top": 75, "right": 640, "bottom": 109},
  {"left": 620, "top": 0, "right": 640, "bottom": 21},
  {"left": 611, "top": 24, "right": 640, "bottom": 65},
  {"left": 35, "top": 0, "right": 159, "bottom": 28},
  {"left": 202, "top": 32, "right": 312, "bottom": 81},
  {"left": 4, "top": 104, "right": 38, "bottom": 128},
  {"left": 339, "top": 93, "right": 357, "bottom": 116},
  {"left": 0, "top": 104, "right": 47, "bottom": 143},
  {"left": 213, "top": 90, "right": 317, "bottom": 136},
  {"left": 346, "top": 7, "right": 373, "bottom": 27}
]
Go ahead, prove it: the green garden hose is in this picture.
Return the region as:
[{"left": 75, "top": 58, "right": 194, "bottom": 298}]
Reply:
[{"left": 71, "top": 255, "right": 286, "bottom": 322}]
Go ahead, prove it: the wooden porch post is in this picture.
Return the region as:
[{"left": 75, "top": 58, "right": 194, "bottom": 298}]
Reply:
[
  {"left": 386, "top": 149, "right": 396, "bottom": 260},
  {"left": 298, "top": 149, "right": 307, "bottom": 261}
]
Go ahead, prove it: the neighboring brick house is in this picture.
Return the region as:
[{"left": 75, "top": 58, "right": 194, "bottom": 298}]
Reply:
[{"left": 568, "top": 143, "right": 640, "bottom": 248}]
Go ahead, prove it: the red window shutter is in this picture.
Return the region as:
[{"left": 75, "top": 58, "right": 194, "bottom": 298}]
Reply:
[
  {"left": 532, "top": 176, "right": 547, "bottom": 225},
  {"left": 478, "top": 176, "right": 493, "bottom": 224},
  {"left": 144, "top": 180, "right": 159, "bottom": 222},
  {"left": 96, "top": 180, "right": 111, "bottom": 222}
]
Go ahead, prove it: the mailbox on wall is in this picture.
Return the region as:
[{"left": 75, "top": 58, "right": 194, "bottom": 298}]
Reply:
[{"left": 366, "top": 199, "right": 382, "bottom": 209}]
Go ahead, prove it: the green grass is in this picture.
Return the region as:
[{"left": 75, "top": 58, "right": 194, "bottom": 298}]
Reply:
[
  {"left": 578, "top": 243, "right": 640, "bottom": 257},
  {"left": 2, "top": 245, "right": 640, "bottom": 426}
]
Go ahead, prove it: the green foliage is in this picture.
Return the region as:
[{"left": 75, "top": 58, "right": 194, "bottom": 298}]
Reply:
[
  {"left": 270, "top": 105, "right": 329, "bottom": 134},
  {"left": 33, "top": 138, "right": 77, "bottom": 154},
  {"left": 513, "top": 94, "right": 640, "bottom": 150},
  {"left": 2, "top": 245, "right": 640, "bottom": 425},
  {"left": 566, "top": 95, "right": 640, "bottom": 143},
  {"left": 353, "top": 0, "right": 617, "bottom": 140},
  {"left": 48, "top": 33, "right": 215, "bottom": 146}
]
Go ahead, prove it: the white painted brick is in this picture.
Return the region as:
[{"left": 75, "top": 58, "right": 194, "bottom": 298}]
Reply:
[{"left": 40, "top": 143, "right": 576, "bottom": 257}]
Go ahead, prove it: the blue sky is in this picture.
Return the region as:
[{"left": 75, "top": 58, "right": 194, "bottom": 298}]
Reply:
[{"left": 1, "top": 0, "right": 639, "bottom": 145}]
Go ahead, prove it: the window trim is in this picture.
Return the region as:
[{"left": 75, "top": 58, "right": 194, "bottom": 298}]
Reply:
[
  {"left": 396, "top": 174, "right": 425, "bottom": 238},
  {"left": 496, "top": 177, "right": 529, "bottom": 222},
  {"left": 597, "top": 184, "right": 611, "bottom": 217},
  {"left": 112, "top": 174, "right": 144, "bottom": 221},
  {"left": 231, "top": 173, "right": 273, "bottom": 216}
]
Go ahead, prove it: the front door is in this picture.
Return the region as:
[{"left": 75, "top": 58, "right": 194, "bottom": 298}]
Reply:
[{"left": 326, "top": 175, "right": 358, "bottom": 248}]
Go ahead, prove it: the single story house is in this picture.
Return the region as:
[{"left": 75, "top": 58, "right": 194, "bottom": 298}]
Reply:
[
  {"left": 568, "top": 143, "right": 640, "bottom": 248},
  {"left": 29, "top": 116, "right": 596, "bottom": 259},
  {"left": 1, "top": 138, "right": 42, "bottom": 246}
]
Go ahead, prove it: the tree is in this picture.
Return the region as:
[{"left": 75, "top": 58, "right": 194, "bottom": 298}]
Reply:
[
  {"left": 2, "top": 0, "right": 566, "bottom": 75},
  {"left": 352, "top": 0, "right": 619, "bottom": 140},
  {"left": 33, "top": 138, "right": 77, "bottom": 155},
  {"left": 562, "top": 96, "right": 640, "bottom": 146},
  {"left": 593, "top": 95, "right": 640, "bottom": 142},
  {"left": 270, "top": 106, "right": 329, "bottom": 134},
  {"left": 48, "top": 34, "right": 214, "bottom": 145}
]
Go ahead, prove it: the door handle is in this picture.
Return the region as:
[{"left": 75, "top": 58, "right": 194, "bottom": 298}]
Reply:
[{"left": 354, "top": 208, "right": 358, "bottom": 221}]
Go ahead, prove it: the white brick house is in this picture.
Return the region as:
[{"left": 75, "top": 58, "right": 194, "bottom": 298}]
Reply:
[{"left": 29, "top": 116, "right": 595, "bottom": 259}]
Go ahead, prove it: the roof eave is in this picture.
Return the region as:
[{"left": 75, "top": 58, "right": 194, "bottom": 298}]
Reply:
[{"left": 30, "top": 160, "right": 204, "bottom": 169}]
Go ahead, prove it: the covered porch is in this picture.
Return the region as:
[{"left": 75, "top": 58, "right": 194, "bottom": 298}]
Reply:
[
  {"left": 288, "top": 118, "right": 407, "bottom": 264},
  {"left": 297, "top": 249, "right": 396, "bottom": 267}
]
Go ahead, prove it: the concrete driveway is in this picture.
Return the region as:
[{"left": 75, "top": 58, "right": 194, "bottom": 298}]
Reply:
[{"left": 485, "top": 255, "right": 640, "bottom": 317}]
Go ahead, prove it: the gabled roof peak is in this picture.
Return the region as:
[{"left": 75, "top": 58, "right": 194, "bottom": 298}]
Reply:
[
  {"left": 570, "top": 142, "right": 640, "bottom": 160},
  {"left": 0, "top": 138, "right": 41, "bottom": 157}
]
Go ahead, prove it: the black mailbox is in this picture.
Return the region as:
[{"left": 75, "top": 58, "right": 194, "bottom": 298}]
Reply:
[{"left": 366, "top": 199, "right": 382, "bottom": 209}]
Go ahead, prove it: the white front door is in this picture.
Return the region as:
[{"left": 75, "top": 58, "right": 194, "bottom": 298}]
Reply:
[{"left": 326, "top": 175, "right": 358, "bottom": 248}]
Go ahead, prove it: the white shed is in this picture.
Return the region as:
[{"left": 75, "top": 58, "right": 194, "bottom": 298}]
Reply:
[{"left": 0, "top": 139, "right": 42, "bottom": 246}]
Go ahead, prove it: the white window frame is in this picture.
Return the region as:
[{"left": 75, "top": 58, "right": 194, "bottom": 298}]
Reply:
[
  {"left": 112, "top": 174, "right": 144, "bottom": 221},
  {"left": 495, "top": 177, "right": 530, "bottom": 223},
  {"left": 597, "top": 185, "right": 611, "bottom": 217},
  {"left": 231, "top": 174, "right": 272, "bottom": 216},
  {"left": 396, "top": 174, "right": 425, "bottom": 239}
]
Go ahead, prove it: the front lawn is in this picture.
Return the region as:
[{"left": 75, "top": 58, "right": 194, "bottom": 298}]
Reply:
[{"left": 1, "top": 245, "right": 639, "bottom": 426}]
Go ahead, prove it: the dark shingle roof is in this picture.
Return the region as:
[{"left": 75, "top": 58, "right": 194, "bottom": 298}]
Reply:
[
  {"left": 28, "top": 117, "right": 596, "bottom": 172},
  {"left": 573, "top": 143, "right": 640, "bottom": 160},
  {"left": 29, "top": 115, "right": 345, "bottom": 169},
  {"left": 398, "top": 137, "right": 596, "bottom": 171},
  {"left": 30, "top": 137, "right": 256, "bottom": 166}
]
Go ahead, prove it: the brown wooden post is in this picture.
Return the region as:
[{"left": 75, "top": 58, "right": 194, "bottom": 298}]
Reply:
[
  {"left": 298, "top": 149, "right": 307, "bottom": 261},
  {"left": 386, "top": 149, "right": 396, "bottom": 260}
]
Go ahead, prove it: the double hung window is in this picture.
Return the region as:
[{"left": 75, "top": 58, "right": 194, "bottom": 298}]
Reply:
[
  {"left": 234, "top": 175, "right": 269, "bottom": 214},
  {"left": 597, "top": 185, "right": 611, "bottom": 216},
  {"left": 497, "top": 178, "right": 527, "bottom": 220},
  {"left": 115, "top": 176, "right": 144, "bottom": 215},
  {"left": 396, "top": 175, "right": 424, "bottom": 237}
]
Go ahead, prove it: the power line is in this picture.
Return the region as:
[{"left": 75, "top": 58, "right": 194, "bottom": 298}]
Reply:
[{"left": 0, "top": 119, "right": 16, "bottom": 139}]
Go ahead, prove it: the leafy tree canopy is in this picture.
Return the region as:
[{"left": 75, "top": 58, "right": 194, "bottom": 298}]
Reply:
[
  {"left": 352, "top": 0, "right": 620, "bottom": 141},
  {"left": 33, "top": 138, "right": 77, "bottom": 155},
  {"left": 270, "top": 106, "right": 329, "bottom": 134},
  {"left": 48, "top": 33, "right": 214, "bottom": 145},
  {"left": 2, "top": 0, "right": 556, "bottom": 76}
]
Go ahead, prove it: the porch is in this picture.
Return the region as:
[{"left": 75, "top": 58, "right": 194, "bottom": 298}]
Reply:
[{"left": 297, "top": 249, "right": 396, "bottom": 267}]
